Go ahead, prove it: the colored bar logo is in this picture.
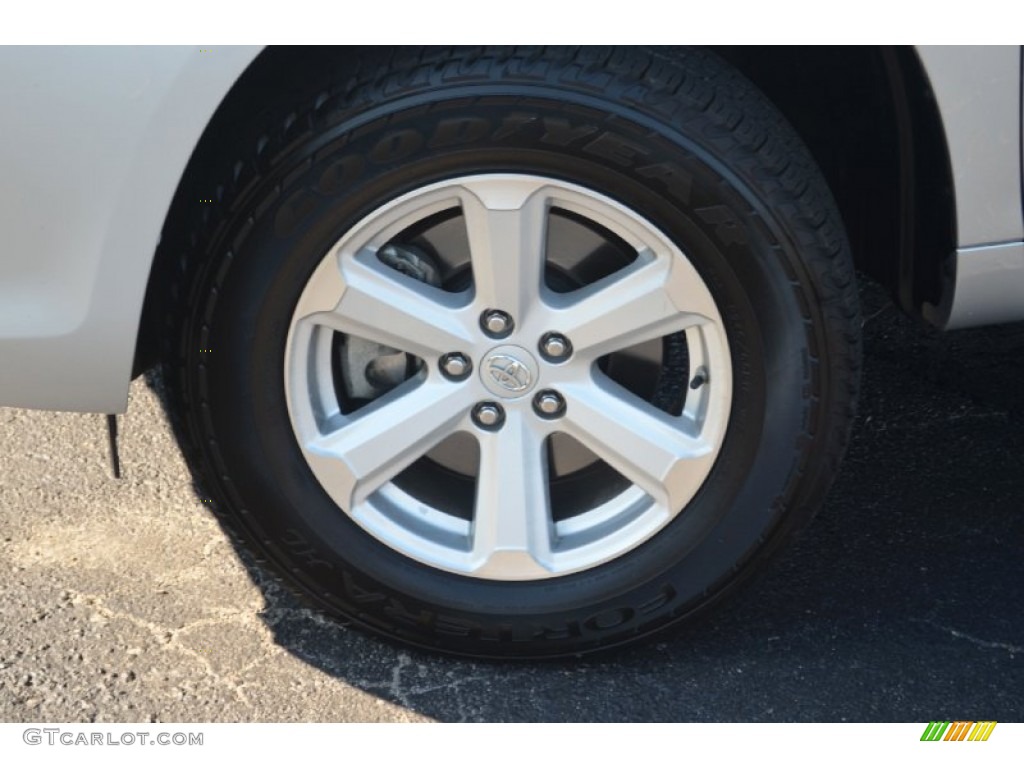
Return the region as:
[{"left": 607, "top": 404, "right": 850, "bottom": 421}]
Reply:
[{"left": 920, "top": 721, "right": 997, "bottom": 741}]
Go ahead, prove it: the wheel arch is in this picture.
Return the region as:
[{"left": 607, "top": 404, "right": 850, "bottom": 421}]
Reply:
[
  {"left": 133, "top": 45, "right": 347, "bottom": 377},
  {"left": 712, "top": 45, "right": 962, "bottom": 324}
]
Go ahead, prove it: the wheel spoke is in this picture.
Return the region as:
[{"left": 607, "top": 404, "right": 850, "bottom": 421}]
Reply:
[
  {"left": 470, "top": 412, "right": 555, "bottom": 577},
  {"left": 460, "top": 177, "right": 550, "bottom": 323},
  {"left": 559, "top": 376, "right": 714, "bottom": 511},
  {"left": 306, "top": 380, "right": 467, "bottom": 511},
  {"left": 551, "top": 252, "right": 715, "bottom": 358},
  {"left": 297, "top": 251, "right": 473, "bottom": 360}
]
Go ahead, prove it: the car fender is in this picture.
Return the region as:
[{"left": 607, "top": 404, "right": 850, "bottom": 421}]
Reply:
[{"left": 0, "top": 46, "right": 261, "bottom": 412}]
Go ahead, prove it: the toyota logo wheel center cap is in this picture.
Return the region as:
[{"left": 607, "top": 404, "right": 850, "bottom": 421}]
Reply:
[{"left": 480, "top": 345, "right": 540, "bottom": 399}]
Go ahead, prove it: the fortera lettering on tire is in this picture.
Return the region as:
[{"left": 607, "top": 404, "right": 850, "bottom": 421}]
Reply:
[{"left": 169, "top": 47, "right": 860, "bottom": 658}]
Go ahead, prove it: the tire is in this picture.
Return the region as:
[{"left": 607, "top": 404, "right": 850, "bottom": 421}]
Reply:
[{"left": 166, "top": 46, "right": 860, "bottom": 659}]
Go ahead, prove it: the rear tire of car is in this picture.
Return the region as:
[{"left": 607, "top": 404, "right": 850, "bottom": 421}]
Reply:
[{"left": 166, "top": 47, "right": 861, "bottom": 658}]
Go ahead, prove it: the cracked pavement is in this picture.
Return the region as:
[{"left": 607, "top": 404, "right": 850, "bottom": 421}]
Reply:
[{"left": 1, "top": 281, "right": 1022, "bottom": 722}]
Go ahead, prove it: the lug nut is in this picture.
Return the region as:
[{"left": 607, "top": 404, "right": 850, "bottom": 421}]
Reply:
[
  {"left": 472, "top": 402, "right": 505, "bottom": 430},
  {"left": 481, "top": 309, "right": 514, "bottom": 338},
  {"left": 439, "top": 352, "right": 472, "bottom": 381},
  {"left": 539, "top": 332, "right": 572, "bottom": 362},
  {"left": 533, "top": 390, "right": 566, "bottom": 419}
]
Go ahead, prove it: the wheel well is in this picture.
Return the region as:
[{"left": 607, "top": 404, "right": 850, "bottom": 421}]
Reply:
[
  {"left": 133, "top": 45, "right": 957, "bottom": 376},
  {"left": 133, "top": 46, "right": 365, "bottom": 376},
  {"left": 712, "top": 46, "right": 956, "bottom": 317}
]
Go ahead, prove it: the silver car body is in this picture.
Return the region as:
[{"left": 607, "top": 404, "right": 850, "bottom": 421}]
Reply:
[{"left": 0, "top": 45, "right": 1021, "bottom": 413}]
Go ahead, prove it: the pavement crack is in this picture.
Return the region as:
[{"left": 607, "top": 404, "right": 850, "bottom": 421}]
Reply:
[
  {"left": 69, "top": 590, "right": 257, "bottom": 707},
  {"left": 405, "top": 674, "right": 489, "bottom": 722},
  {"left": 388, "top": 652, "right": 414, "bottom": 709},
  {"left": 914, "top": 618, "right": 1023, "bottom": 655},
  {"left": 340, "top": 658, "right": 486, "bottom": 721},
  {"left": 235, "top": 647, "right": 285, "bottom": 677}
]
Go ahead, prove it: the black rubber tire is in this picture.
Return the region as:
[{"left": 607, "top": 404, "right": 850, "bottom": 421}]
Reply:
[{"left": 165, "top": 46, "right": 861, "bottom": 659}]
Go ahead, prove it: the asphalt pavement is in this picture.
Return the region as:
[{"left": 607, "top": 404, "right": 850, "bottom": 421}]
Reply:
[{"left": 1, "top": 281, "right": 1022, "bottom": 722}]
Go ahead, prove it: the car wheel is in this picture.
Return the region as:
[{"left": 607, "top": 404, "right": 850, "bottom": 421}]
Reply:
[{"left": 167, "top": 47, "right": 860, "bottom": 658}]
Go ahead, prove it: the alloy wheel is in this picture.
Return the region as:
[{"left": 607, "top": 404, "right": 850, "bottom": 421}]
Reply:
[{"left": 284, "top": 174, "right": 732, "bottom": 580}]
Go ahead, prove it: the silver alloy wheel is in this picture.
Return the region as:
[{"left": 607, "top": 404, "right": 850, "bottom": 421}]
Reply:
[{"left": 284, "top": 174, "right": 732, "bottom": 581}]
